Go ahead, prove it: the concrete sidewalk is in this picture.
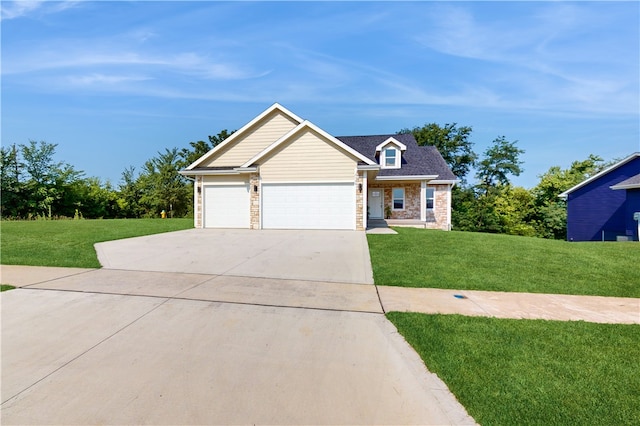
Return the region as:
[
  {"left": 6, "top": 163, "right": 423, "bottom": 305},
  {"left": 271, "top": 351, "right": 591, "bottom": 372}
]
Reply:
[
  {"left": 3, "top": 265, "right": 638, "bottom": 324},
  {"left": 378, "top": 286, "right": 640, "bottom": 325}
]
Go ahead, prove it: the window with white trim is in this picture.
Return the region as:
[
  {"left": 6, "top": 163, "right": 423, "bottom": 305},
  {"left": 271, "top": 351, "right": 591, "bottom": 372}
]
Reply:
[
  {"left": 393, "top": 187, "right": 405, "bottom": 210},
  {"left": 426, "top": 187, "right": 435, "bottom": 210},
  {"left": 384, "top": 148, "right": 397, "bottom": 167}
]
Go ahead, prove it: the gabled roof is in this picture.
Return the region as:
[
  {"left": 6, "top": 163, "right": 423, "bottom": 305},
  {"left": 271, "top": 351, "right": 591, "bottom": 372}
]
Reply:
[
  {"left": 559, "top": 152, "right": 640, "bottom": 198},
  {"left": 337, "top": 133, "right": 457, "bottom": 180},
  {"left": 241, "top": 120, "right": 376, "bottom": 167},
  {"left": 611, "top": 173, "right": 640, "bottom": 190},
  {"left": 185, "top": 103, "right": 303, "bottom": 170},
  {"left": 375, "top": 137, "right": 407, "bottom": 152}
]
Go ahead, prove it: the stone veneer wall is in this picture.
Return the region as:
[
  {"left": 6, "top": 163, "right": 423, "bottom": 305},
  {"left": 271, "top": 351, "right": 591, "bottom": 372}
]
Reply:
[
  {"left": 195, "top": 176, "right": 203, "bottom": 228},
  {"left": 355, "top": 173, "right": 364, "bottom": 230},
  {"left": 249, "top": 173, "right": 261, "bottom": 229},
  {"left": 369, "top": 182, "right": 451, "bottom": 230},
  {"left": 371, "top": 182, "right": 421, "bottom": 220},
  {"left": 426, "top": 184, "right": 450, "bottom": 231}
]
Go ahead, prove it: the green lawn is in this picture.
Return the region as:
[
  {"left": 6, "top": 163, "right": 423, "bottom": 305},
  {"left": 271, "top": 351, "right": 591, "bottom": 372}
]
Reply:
[
  {"left": 368, "top": 227, "right": 640, "bottom": 297},
  {"left": 1, "top": 219, "right": 193, "bottom": 268},
  {"left": 1, "top": 284, "right": 16, "bottom": 292},
  {"left": 388, "top": 313, "right": 640, "bottom": 426}
]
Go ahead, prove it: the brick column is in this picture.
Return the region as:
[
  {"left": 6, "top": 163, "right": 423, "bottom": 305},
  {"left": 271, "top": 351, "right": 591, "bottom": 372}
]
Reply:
[
  {"left": 355, "top": 173, "right": 364, "bottom": 230},
  {"left": 195, "top": 176, "right": 203, "bottom": 228}
]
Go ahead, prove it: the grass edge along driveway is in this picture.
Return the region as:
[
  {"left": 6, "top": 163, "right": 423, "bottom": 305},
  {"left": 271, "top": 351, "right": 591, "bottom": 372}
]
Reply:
[
  {"left": 388, "top": 313, "right": 640, "bottom": 426},
  {"left": 1, "top": 219, "right": 193, "bottom": 268},
  {"left": 367, "top": 227, "right": 640, "bottom": 298}
]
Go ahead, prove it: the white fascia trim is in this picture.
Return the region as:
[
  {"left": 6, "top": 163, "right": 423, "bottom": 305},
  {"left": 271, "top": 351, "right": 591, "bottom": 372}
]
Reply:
[
  {"left": 357, "top": 164, "right": 380, "bottom": 171},
  {"left": 241, "top": 120, "right": 377, "bottom": 168},
  {"left": 186, "top": 103, "right": 304, "bottom": 170},
  {"left": 558, "top": 152, "right": 640, "bottom": 198},
  {"left": 375, "top": 137, "right": 407, "bottom": 152},
  {"left": 261, "top": 180, "right": 355, "bottom": 185},
  {"left": 234, "top": 167, "right": 258, "bottom": 173},
  {"left": 179, "top": 169, "right": 241, "bottom": 176},
  {"left": 611, "top": 183, "right": 640, "bottom": 190},
  {"left": 375, "top": 175, "right": 438, "bottom": 181},
  {"left": 429, "top": 179, "right": 458, "bottom": 185}
]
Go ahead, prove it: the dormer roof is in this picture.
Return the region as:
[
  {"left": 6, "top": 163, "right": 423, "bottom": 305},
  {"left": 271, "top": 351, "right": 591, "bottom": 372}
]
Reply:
[
  {"left": 337, "top": 133, "right": 457, "bottom": 180},
  {"left": 375, "top": 137, "right": 407, "bottom": 152}
]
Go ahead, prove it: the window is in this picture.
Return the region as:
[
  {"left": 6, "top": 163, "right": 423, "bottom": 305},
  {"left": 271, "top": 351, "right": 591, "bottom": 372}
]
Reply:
[
  {"left": 393, "top": 188, "right": 404, "bottom": 210},
  {"left": 384, "top": 148, "right": 397, "bottom": 167},
  {"left": 426, "top": 187, "right": 435, "bottom": 210}
]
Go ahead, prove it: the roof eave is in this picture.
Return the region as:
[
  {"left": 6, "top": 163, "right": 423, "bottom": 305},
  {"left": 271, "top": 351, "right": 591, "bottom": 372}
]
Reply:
[
  {"left": 357, "top": 164, "right": 380, "bottom": 171},
  {"left": 375, "top": 175, "right": 438, "bottom": 181},
  {"left": 558, "top": 152, "right": 640, "bottom": 196},
  {"left": 610, "top": 183, "right": 640, "bottom": 190},
  {"left": 179, "top": 166, "right": 256, "bottom": 176}
]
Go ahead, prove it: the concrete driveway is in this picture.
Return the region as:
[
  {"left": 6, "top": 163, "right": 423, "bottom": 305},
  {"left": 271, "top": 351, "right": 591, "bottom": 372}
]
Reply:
[
  {"left": 95, "top": 229, "right": 374, "bottom": 284},
  {"left": 1, "top": 229, "right": 475, "bottom": 425},
  {"left": 1, "top": 273, "right": 474, "bottom": 425}
]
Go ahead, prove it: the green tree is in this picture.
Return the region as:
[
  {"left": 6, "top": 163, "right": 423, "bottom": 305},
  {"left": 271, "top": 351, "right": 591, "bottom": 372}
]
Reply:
[
  {"left": 531, "top": 154, "right": 604, "bottom": 239},
  {"left": 138, "top": 148, "right": 191, "bottom": 217},
  {"left": 476, "top": 136, "right": 524, "bottom": 192},
  {"left": 493, "top": 186, "right": 537, "bottom": 236},
  {"left": 19, "top": 140, "right": 82, "bottom": 218},
  {"left": 399, "top": 123, "right": 476, "bottom": 183},
  {"left": 0, "top": 144, "right": 24, "bottom": 217},
  {"left": 181, "top": 129, "right": 235, "bottom": 166},
  {"left": 116, "top": 166, "right": 144, "bottom": 218}
]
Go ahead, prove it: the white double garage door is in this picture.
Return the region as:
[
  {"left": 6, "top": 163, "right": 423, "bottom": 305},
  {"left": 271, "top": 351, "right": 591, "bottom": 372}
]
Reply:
[{"left": 203, "top": 182, "right": 356, "bottom": 230}]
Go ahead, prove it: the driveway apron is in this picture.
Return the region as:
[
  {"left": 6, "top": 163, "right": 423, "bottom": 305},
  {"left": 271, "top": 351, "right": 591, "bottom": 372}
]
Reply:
[
  {"left": 1, "top": 229, "right": 476, "bottom": 425},
  {"left": 1, "top": 288, "right": 474, "bottom": 425}
]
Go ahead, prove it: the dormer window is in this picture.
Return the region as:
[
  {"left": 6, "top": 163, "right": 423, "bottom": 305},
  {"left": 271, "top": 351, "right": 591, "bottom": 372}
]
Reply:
[
  {"left": 376, "top": 137, "right": 407, "bottom": 170},
  {"left": 384, "top": 148, "right": 398, "bottom": 167}
]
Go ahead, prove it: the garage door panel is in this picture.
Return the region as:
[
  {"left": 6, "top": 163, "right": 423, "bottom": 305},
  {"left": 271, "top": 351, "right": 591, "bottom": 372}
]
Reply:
[
  {"left": 204, "top": 185, "right": 250, "bottom": 228},
  {"left": 262, "top": 183, "right": 354, "bottom": 230}
]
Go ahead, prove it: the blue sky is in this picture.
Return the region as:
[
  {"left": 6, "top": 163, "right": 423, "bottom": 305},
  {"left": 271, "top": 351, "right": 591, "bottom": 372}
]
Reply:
[{"left": 2, "top": 1, "right": 639, "bottom": 188}]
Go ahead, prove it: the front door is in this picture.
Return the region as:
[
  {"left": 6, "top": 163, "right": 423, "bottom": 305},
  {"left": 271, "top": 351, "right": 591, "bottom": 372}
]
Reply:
[{"left": 368, "top": 188, "right": 383, "bottom": 219}]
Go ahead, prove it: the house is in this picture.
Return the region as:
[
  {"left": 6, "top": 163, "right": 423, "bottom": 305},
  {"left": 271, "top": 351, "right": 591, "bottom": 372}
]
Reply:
[
  {"left": 559, "top": 152, "right": 640, "bottom": 241},
  {"left": 180, "top": 103, "right": 457, "bottom": 231}
]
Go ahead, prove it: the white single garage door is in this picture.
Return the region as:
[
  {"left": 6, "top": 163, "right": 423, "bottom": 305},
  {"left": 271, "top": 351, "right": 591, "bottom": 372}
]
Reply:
[
  {"left": 262, "top": 183, "right": 355, "bottom": 230},
  {"left": 204, "top": 185, "right": 250, "bottom": 228}
]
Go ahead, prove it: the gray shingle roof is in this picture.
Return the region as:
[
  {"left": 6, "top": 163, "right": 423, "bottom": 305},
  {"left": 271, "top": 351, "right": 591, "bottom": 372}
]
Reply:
[
  {"left": 336, "top": 133, "right": 456, "bottom": 180},
  {"left": 611, "top": 173, "right": 640, "bottom": 189}
]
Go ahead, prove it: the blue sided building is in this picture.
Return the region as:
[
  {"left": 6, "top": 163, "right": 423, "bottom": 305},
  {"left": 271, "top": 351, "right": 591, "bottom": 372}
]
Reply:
[{"left": 559, "top": 153, "right": 640, "bottom": 242}]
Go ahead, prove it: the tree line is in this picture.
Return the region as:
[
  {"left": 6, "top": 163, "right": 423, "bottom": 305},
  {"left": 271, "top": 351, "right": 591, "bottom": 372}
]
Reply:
[
  {"left": 400, "top": 123, "right": 606, "bottom": 239},
  {"left": 0, "top": 131, "right": 233, "bottom": 220},
  {"left": 2, "top": 125, "right": 606, "bottom": 240}
]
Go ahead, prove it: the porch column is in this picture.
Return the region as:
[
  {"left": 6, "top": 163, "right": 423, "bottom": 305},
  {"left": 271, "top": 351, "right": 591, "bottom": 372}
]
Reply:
[
  {"left": 420, "top": 180, "right": 427, "bottom": 222},
  {"left": 362, "top": 171, "right": 368, "bottom": 230}
]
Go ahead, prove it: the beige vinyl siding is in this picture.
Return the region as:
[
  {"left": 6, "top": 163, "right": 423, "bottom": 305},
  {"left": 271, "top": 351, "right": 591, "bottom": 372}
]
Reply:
[
  {"left": 260, "top": 129, "right": 357, "bottom": 182},
  {"left": 202, "top": 111, "right": 299, "bottom": 167}
]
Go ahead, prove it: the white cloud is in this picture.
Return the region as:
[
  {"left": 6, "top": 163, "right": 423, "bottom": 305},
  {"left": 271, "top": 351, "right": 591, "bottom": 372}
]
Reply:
[
  {"left": 67, "top": 73, "right": 151, "bottom": 86},
  {"left": 0, "top": 0, "right": 79, "bottom": 21},
  {"left": 0, "top": 0, "right": 42, "bottom": 20}
]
